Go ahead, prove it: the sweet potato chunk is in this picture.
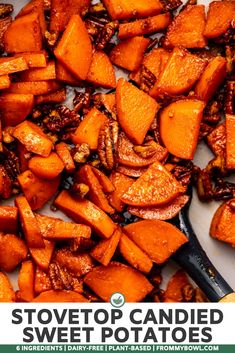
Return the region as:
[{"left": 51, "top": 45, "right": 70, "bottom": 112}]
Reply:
[
  {"left": 160, "top": 99, "right": 205, "bottom": 159},
  {"left": 0, "top": 75, "right": 10, "bottom": 90},
  {"left": 119, "top": 13, "right": 171, "bottom": 39},
  {"left": 55, "top": 142, "right": 75, "bottom": 174},
  {"left": 0, "top": 272, "right": 15, "bottom": 302},
  {"left": 150, "top": 47, "right": 206, "bottom": 98},
  {"left": 0, "top": 94, "right": 34, "bottom": 127},
  {"left": 164, "top": 270, "right": 191, "bottom": 302},
  {"left": 116, "top": 78, "right": 159, "bottom": 145},
  {"left": 54, "top": 15, "right": 92, "bottom": 80},
  {"left": 13, "top": 121, "right": 53, "bottom": 157},
  {"left": 194, "top": 56, "right": 227, "bottom": 103},
  {"left": 0, "top": 206, "right": 18, "bottom": 234},
  {"left": 56, "top": 61, "right": 81, "bottom": 86},
  {"left": 55, "top": 248, "right": 94, "bottom": 276},
  {"left": 72, "top": 107, "right": 108, "bottom": 149},
  {"left": 6, "top": 81, "right": 62, "bottom": 95},
  {"left": 121, "top": 161, "right": 185, "bottom": 207},
  {"left": 33, "top": 290, "right": 88, "bottom": 302},
  {"left": 54, "top": 190, "right": 117, "bottom": 239},
  {"left": 18, "top": 260, "right": 35, "bottom": 302},
  {"left": 109, "top": 172, "right": 134, "bottom": 212},
  {"left": 110, "top": 37, "right": 150, "bottom": 72},
  {"left": 119, "top": 233, "right": 153, "bottom": 273},
  {"left": 14, "top": 51, "right": 47, "bottom": 68},
  {"left": 204, "top": 1, "right": 235, "bottom": 39},
  {"left": 84, "top": 262, "right": 153, "bottom": 302},
  {"left": 91, "top": 167, "right": 115, "bottom": 193},
  {"left": 0, "top": 234, "right": 28, "bottom": 272},
  {"left": 87, "top": 51, "right": 116, "bottom": 88},
  {"left": 34, "top": 267, "right": 51, "bottom": 294},
  {"left": 102, "top": 0, "right": 163, "bottom": 20},
  {"left": 124, "top": 220, "right": 188, "bottom": 264},
  {"left": 226, "top": 114, "right": 235, "bottom": 170},
  {"left": 29, "top": 240, "right": 55, "bottom": 270},
  {"left": 0, "top": 56, "right": 28, "bottom": 76},
  {"left": 29, "top": 152, "right": 64, "bottom": 180},
  {"left": 35, "top": 88, "right": 66, "bottom": 105},
  {"left": 15, "top": 196, "right": 44, "bottom": 248},
  {"left": 90, "top": 228, "right": 121, "bottom": 266},
  {"left": 117, "top": 165, "right": 147, "bottom": 178},
  {"left": 164, "top": 5, "right": 207, "bottom": 49},
  {"left": 17, "top": 0, "right": 46, "bottom": 35},
  {"left": 4, "top": 12, "right": 42, "bottom": 53},
  {"left": 128, "top": 195, "right": 190, "bottom": 221},
  {"left": 18, "top": 61, "right": 56, "bottom": 81}
]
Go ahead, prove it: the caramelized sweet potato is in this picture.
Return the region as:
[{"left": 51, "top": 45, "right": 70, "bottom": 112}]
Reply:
[
  {"left": 119, "top": 233, "right": 153, "bottom": 273},
  {"left": 90, "top": 228, "right": 121, "bottom": 266},
  {"left": 6, "top": 81, "right": 62, "bottom": 95},
  {"left": 91, "top": 167, "right": 115, "bottom": 193},
  {"left": 18, "top": 61, "right": 56, "bottom": 81},
  {"left": 35, "top": 88, "right": 66, "bottom": 105},
  {"left": 4, "top": 12, "right": 43, "bottom": 53},
  {"left": 0, "top": 234, "right": 28, "bottom": 272},
  {"left": 34, "top": 267, "right": 51, "bottom": 294},
  {"left": 102, "top": 0, "right": 163, "bottom": 20},
  {"left": 124, "top": 219, "right": 188, "bottom": 264},
  {"left": 87, "top": 51, "right": 116, "bottom": 88},
  {"left": 0, "top": 165, "right": 12, "bottom": 199},
  {"left": 128, "top": 195, "right": 190, "bottom": 221},
  {"left": 17, "top": 0, "right": 46, "bottom": 35},
  {"left": 160, "top": 99, "right": 205, "bottom": 159},
  {"left": 0, "top": 206, "right": 18, "bottom": 234},
  {"left": 204, "top": 1, "right": 235, "bottom": 39},
  {"left": 29, "top": 152, "right": 64, "bottom": 180},
  {"left": 164, "top": 270, "right": 190, "bottom": 302},
  {"left": 121, "top": 161, "right": 185, "bottom": 207},
  {"left": 164, "top": 5, "right": 207, "bottom": 49},
  {"left": 14, "top": 51, "right": 47, "bottom": 68},
  {"left": 117, "top": 165, "right": 147, "bottom": 178},
  {"left": 150, "top": 47, "right": 206, "bottom": 98},
  {"left": 94, "top": 93, "right": 116, "bottom": 118},
  {"left": 119, "top": 13, "right": 171, "bottom": 39},
  {"left": 18, "top": 260, "right": 35, "bottom": 302},
  {"left": 33, "top": 290, "right": 88, "bottom": 302},
  {"left": 55, "top": 248, "right": 94, "bottom": 276},
  {"left": 109, "top": 172, "right": 134, "bottom": 212},
  {"left": 0, "top": 56, "right": 28, "bottom": 76},
  {"left": 55, "top": 142, "right": 75, "bottom": 173},
  {"left": 194, "top": 56, "right": 227, "bottom": 103},
  {"left": 84, "top": 262, "right": 153, "bottom": 302},
  {"left": 116, "top": 78, "right": 159, "bottom": 144},
  {"left": 17, "top": 142, "right": 30, "bottom": 173},
  {"left": 56, "top": 61, "right": 81, "bottom": 86},
  {"left": 15, "top": 196, "right": 44, "bottom": 248},
  {"left": 18, "top": 170, "right": 60, "bottom": 210},
  {"left": 13, "top": 121, "right": 53, "bottom": 157},
  {"left": 54, "top": 190, "right": 117, "bottom": 239},
  {"left": 110, "top": 36, "right": 150, "bottom": 72},
  {"left": 29, "top": 240, "right": 55, "bottom": 270},
  {"left": 0, "top": 75, "right": 10, "bottom": 90},
  {"left": 226, "top": 114, "right": 235, "bottom": 170},
  {"left": 54, "top": 15, "right": 92, "bottom": 80},
  {"left": 0, "top": 93, "right": 34, "bottom": 127},
  {"left": 72, "top": 107, "right": 108, "bottom": 149},
  {"left": 0, "top": 272, "right": 15, "bottom": 302}
]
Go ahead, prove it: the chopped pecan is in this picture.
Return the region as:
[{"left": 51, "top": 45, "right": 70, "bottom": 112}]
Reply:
[
  {"left": 133, "top": 140, "right": 160, "bottom": 159},
  {"left": 1, "top": 147, "right": 20, "bottom": 182},
  {"left": 95, "top": 20, "right": 119, "bottom": 50},
  {"left": 89, "top": 3, "right": 107, "bottom": 15},
  {"left": 0, "top": 16, "right": 12, "bottom": 53},
  {"left": 214, "top": 27, "right": 235, "bottom": 45},
  {"left": 160, "top": 0, "right": 182, "bottom": 12},
  {"left": 0, "top": 164, "right": 12, "bottom": 199},
  {"left": 146, "top": 38, "right": 159, "bottom": 53},
  {"left": 225, "top": 81, "right": 235, "bottom": 114},
  {"left": 196, "top": 169, "right": 214, "bottom": 201},
  {"left": 45, "top": 30, "right": 59, "bottom": 50},
  {"left": 49, "top": 263, "right": 74, "bottom": 291},
  {"left": 85, "top": 15, "right": 109, "bottom": 38},
  {"left": 2, "top": 126, "right": 14, "bottom": 144},
  {"left": 73, "top": 89, "right": 92, "bottom": 114},
  {"left": 43, "top": 0, "right": 51, "bottom": 11},
  {"left": 182, "top": 284, "right": 195, "bottom": 302},
  {"left": 0, "top": 4, "right": 13, "bottom": 19},
  {"left": 139, "top": 65, "right": 156, "bottom": 93},
  {"left": 226, "top": 45, "right": 235, "bottom": 74},
  {"left": 172, "top": 161, "right": 194, "bottom": 187},
  {"left": 98, "top": 119, "right": 118, "bottom": 170},
  {"left": 43, "top": 105, "right": 80, "bottom": 134},
  {"left": 71, "top": 182, "right": 90, "bottom": 199},
  {"left": 213, "top": 178, "right": 235, "bottom": 201},
  {"left": 205, "top": 155, "right": 227, "bottom": 177},
  {"left": 72, "top": 143, "right": 90, "bottom": 164},
  {"left": 199, "top": 122, "right": 214, "bottom": 140}
]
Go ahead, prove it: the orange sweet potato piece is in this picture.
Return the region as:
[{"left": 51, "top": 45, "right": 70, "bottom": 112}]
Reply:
[
  {"left": 160, "top": 99, "right": 205, "bottom": 159},
  {"left": 87, "top": 51, "right": 116, "bottom": 88},
  {"left": 109, "top": 172, "right": 134, "bottom": 212},
  {"left": 164, "top": 270, "right": 191, "bottom": 302},
  {"left": 33, "top": 290, "right": 88, "bottom": 302},
  {"left": 18, "top": 170, "right": 60, "bottom": 210},
  {"left": 110, "top": 36, "right": 150, "bottom": 72},
  {"left": 29, "top": 152, "right": 64, "bottom": 180},
  {"left": 150, "top": 47, "right": 207, "bottom": 98},
  {"left": 124, "top": 219, "right": 188, "bottom": 264},
  {"left": 0, "top": 56, "right": 28, "bottom": 76},
  {"left": 76, "top": 165, "right": 114, "bottom": 214},
  {"left": 119, "top": 13, "right": 171, "bottom": 39},
  {"left": 36, "top": 213, "right": 91, "bottom": 241},
  {"left": 0, "top": 75, "right": 10, "bottom": 90},
  {"left": 56, "top": 61, "right": 81, "bottom": 86},
  {"left": 93, "top": 93, "right": 117, "bottom": 119},
  {"left": 207, "top": 123, "right": 226, "bottom": 157},
  {"left": 84, "top": 262, "right": 153, "bottom": 302},
  {"left": 4, "top": 12, "right": 42, "bottom": 53},
  {"left": 13, "top": 121, "right": 53, "bottom": 157},
  {"left": 7, "top": 81, "right": 62, "bottom": 95},
  {"left": 55, "top": 248, "right": 94, "bottom": 276},
  {"left": 54, "top": 190, "right": 117, "bottom": 239},
  {"left": 55, "top": 142, "right": 75, "bottom": 173},
  {"left": 18, "top": 260, "right": 35, "bottom": 302},
  {"left": 116, "top": 78, "right": 159, "bottom": 145},
  {"left": 17, "top": 0, "right": 46, "bottom": 35},
  {"left": 30, "top": 240, "right": 55, "bottom": 270},
  {"left": 34, "top": 267, "right": 51, "bottom": 294},
  {"left": 117, "top": 132, "right": 168, "bottom": 167},
  {"left": 90, "top": 228, "right": 121, "bottom": 266},
  {"left": 35, "top": 88, "right": 66, "bottom": 105},
  {"left": 194, "top": 56, "right": 227, "bottom": 103},
  {"left": 14, "top": 51, "right": 47, "bottom": 68},
  {"left": 119, "top": 233, "right": 153, "bottom": 273},
  {"left": 54, "top": 15, "right": 92, "bottom": 80},
  {"left": 0, "top": 165, "right": 12, "bottom": 199},
  {"left": 0, "top": 206, "right": 18, "bottom": 234},
  {"left": 0, "top": 234, "right": 28, "bottom": 272},
  {"left": 117, "top": 165, "right": 147, "bottom": 178},
  {"left": 18, "top": 61, "right": 56, "bottom": 81},
  {"left": 91, "top": 167, "right": 115, "bottom": 193},
  {"left": 72, "top": 107, "right": 108, "bottom": 149},
  {"left": 204, "top": 1, "right": 235, "bottom": 39},
  {"left": 226, "top": 114, "right": 235, "bottom": 170},
  {"left": 102, "top": 0, "right": 163, "bottom": 20},
  {"left": 121, "top": 161, "right": 185, "bottom": 207},
  {"left": 0, "top": 93, "right": 34, "bottom": 127},
  {"left": 164, "top": 5, "right": 207, "bottom": 49},
  {"left": 15, "top": 196, "right": 44, "bottom": 248},
  {"left": 0, "top": 272, "right": 15, "bottom": 302},
  {"left": 128, "top": 195, "right": 190, "bottom": 221}
]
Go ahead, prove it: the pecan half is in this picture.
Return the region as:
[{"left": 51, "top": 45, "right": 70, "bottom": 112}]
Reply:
[
  {"left": 225, "top": 81, "right": 235, "bottom": 114},
  {"left": 73, "top": 89, "right": 92, "bottom": 114},
  {"left": 0, "top": 4, "right": 13, "bottom": 19},
  {"left": 98, "top": 119, "right": 118, "bottom": 170},
  {"left": 72, "top": 143, "right": 90, "bottom": 164},
  {"left": 71, "top": 183, "right": 90, "bottom": 199},
  {"left": 139, "top": 65, "right": 156, "bottom": 93},
  {"left": 0, "top": 16, "right": 12, "bottom": 53},
  {"left": 133, "top": 140, "right": 160, "bottom": 159},
  {"left": 49, "top": 263, "right": 74, "bottom": 291},
  {"left": 1, "top": 146, "right": 20, "bottom": 183},
  {"left": 172, "top": 161, "right": 194, "bottom": 187},
  {"left": 43, "top": 105, "right": 80, "bottom": 136},
  {"left": 95, "top": 20, "right": 119, "bottom": 50},
  {"left": 160, "top": 0, "right": 182, "bottom": 12}
]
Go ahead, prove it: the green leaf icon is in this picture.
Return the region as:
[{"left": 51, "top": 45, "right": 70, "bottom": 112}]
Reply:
[{"left": 113, "top": 296, "right": 122, "bottom": 305}]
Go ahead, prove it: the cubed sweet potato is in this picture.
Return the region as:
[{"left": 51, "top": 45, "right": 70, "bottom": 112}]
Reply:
[
  {"left": 33, "top": 290, "right": 88, "bottom": 302},
  {"left": 207, "top": 123, "right": 226, "bottom": 156},
  {"left": 18, "top": 61, "right": 56, "bottom": 82},
  {"left": 124, "top": 219, "right": 188, "bottom": 264},
  {"left": 164, "top": 270, "right": 191, "bottom": 302},
  {"left": 110, "top": 36, "right": 150, "bottom": 72},
  {"left": 0, "top": 234, "right": 28, "bottom": 272},
  {"left": 226, "top": 114, "right": 235, "bottom": 170},
  {"left": 18, "top": 260, "right": 35, "bottom": 302},
  {"left": 91, "top": 167, "right": 115, "bottom": 193},
  {"left": 34, "top": 267, "right": 51, "bottom": 294},
  {"left": 109, "top": 172, "right": 134, "bottom": 212},
  {"left": 116, "top": 78, "right": 159, "bottom": 145},
  {"left": 6, "top": 81, "right": 62, "bottom": 95},
  {"left": 29, "top": 240, "right": 55, "bottom": 270},
  {"left": 0, "top": 56, "right": 28, "bottom": 76},
  {"left": 93, "top": 93, "right": 116, "bottom": 119},
  {"left": 164, "top": 5, "right": 207, "bottom": 49},
  {"left": 55, "top": 142, "right": 75, "bottom": 173},
  {"left": 35, "top": 88, "right": 66, "bottom": 105},
  {"left": 55, "top": 248, "right": 94, "bottom": 276},
  {"left": 29, "top": 152, "right": 64, "bottom": 180},
  {"left": 160, "top": 99, "right": 205, "bottom": 159},
  {"left": 0, "top": 75, "right": 10, "bottom": 90},
  {"left": 13, "top": 51, "right": 47, "bottom": 68},
  {"left": 0, "top": 272, "right": 15, "bottom": 302},
  {"left": 0, "top": 206, "right": 18, "bottom": 234},
  {"left": 87, "top": 51, "right": 116, "bottom": 88},
  {"left": 56, "top": 61, "right": 81, "bottom": 86},
  {"left": 117, "top": 165, "right": 147, "bottom": 178},
  {"left": 17, "top": 0, "right": 46, "bottom": 35},
  {"left": 84, "top": 262, "right": 153, "bottom": 302}
]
